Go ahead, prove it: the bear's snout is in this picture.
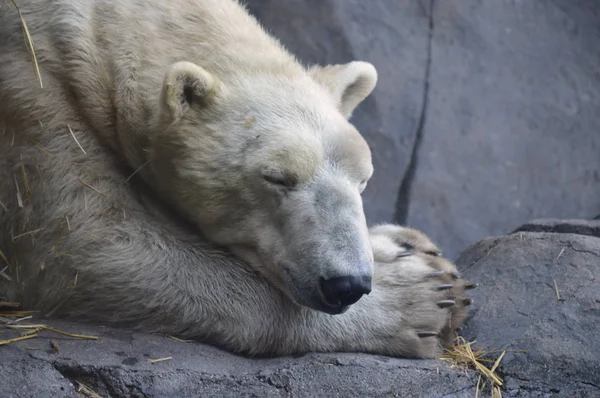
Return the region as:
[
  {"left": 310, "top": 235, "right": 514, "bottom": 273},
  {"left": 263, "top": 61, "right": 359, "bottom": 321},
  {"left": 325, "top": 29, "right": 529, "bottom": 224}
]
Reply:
[{"left": 319, "top": 274, "right": 372, "bottom": 310}]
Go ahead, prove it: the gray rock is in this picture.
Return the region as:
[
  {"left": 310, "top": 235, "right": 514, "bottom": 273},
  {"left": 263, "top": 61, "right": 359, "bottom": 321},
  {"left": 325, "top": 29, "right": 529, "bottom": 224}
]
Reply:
[
  {"left": 1, "top": 320, "right": 477, "bottom": 397},
  {"left": 458, "top": 231, "right": 600, "bottom": 397},
  {"left": 1, "top": 346, "right": 78, "bottom": 398},
  {"left": 514, "top": 218, "right": 600, "bottom": 238},
  {"left": 403, "top": 0, "right": 600, "bottom": 259},
  {"left": 245, "top": 0, "right": 432, "bottom": 224}
]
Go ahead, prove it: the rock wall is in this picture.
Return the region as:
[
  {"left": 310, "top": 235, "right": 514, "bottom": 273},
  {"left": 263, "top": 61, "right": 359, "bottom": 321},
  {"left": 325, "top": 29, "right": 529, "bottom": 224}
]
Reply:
[{"left": 245, "top": 0, "right": 600, "bottom": 259}]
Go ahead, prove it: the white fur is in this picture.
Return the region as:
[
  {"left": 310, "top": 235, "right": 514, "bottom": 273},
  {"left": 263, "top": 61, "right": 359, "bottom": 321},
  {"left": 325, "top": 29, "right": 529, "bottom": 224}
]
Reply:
[{"left": 0, "top": 0, "right": 468, "bottom": 357}]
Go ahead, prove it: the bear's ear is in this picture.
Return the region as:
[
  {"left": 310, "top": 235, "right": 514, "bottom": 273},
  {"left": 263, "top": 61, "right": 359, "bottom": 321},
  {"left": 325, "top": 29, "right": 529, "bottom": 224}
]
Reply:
[
  {"left": 160, "top": 61, "right": 219, "bottom": 124},
  {"left": 308, "top": 61, "right": 378, "bottom": 119}
]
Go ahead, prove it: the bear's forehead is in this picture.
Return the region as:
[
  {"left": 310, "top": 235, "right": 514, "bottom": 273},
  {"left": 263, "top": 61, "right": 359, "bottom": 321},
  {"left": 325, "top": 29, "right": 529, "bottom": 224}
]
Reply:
[
  {"left": 268, "top": 138, "right": 323, "bottom": 183},
  {"left": 258, "top": 124, "right": 371, "bottom": 184},
  {"left": 322, "top": 126, "right": 373, "bottom": 180},
  {"left": 235, "top": 78, "right": 372, "bottom": 180}
]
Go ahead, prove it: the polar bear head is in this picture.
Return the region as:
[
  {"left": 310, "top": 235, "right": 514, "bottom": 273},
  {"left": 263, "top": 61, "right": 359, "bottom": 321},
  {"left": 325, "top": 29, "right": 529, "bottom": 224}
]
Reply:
[{"left": 150, "top": 60, "right": 378, "bottom": 315}]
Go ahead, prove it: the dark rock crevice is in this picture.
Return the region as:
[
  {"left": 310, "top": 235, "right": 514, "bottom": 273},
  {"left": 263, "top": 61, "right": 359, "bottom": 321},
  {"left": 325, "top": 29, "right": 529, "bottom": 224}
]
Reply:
[
  {"left": 51, "top": 362, "right": 111, "bottom": 398},
  {"left": 395, "top": 0, "right": 434, "bottom": 225},
  {"left": 514, "top": 218, "right": 600, "bottom": 238},
  {"left": 51, "top": 362, "right": 150, "bottom": 398}
]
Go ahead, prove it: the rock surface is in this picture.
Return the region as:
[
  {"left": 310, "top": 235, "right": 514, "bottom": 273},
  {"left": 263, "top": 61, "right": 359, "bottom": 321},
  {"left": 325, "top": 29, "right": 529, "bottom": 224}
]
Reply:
[
  {"left": 1, "top": 320, "right": 477, "bottom": 398},
  {"left": 458, "top": 230, "right": 600, "bottom": 397},
  {"left": 247, "top": 0, "right": 600, "bottom": 259}
]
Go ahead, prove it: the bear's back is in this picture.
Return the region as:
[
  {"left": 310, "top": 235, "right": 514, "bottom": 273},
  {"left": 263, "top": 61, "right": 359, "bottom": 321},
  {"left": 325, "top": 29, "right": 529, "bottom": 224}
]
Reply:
[{"left": 0, "top": 0, "right": 293, "bottom": 142}]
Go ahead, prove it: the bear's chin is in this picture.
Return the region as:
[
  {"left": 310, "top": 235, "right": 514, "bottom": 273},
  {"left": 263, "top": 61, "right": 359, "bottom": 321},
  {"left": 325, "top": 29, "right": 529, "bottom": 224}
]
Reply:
[
  {"left": 286, "top": 284, "right": 353, "bottom": 315},
  {"left": 297, "top": 295, "right": 352, "bottom": 316},
  {"left": 317, "top": 303, "right": 351, "bottom": 316}
]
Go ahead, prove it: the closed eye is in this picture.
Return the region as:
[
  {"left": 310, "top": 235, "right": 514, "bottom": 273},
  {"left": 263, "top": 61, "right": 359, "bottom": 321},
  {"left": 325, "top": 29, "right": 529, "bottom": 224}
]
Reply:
[
  {"left": 264, "top": 174, "right": 289, "bottom": 186},
  {"left": 262, "top": 171, "right": 298, "bottom": 189}
]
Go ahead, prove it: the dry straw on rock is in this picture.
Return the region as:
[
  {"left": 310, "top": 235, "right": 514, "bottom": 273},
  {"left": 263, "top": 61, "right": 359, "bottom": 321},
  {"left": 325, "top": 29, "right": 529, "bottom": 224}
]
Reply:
[
  {"left": 440, "top": 336, "right": 509, "bottom": 398},
  {"left": 0, "top": 303, "right": 98, "bottom": 345}
]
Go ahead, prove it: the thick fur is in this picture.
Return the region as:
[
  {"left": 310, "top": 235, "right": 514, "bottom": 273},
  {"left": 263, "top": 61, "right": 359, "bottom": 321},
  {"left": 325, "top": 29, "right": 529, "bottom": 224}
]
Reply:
[{"left": 0, "top": 0, "right": 471, "bottom": 357}]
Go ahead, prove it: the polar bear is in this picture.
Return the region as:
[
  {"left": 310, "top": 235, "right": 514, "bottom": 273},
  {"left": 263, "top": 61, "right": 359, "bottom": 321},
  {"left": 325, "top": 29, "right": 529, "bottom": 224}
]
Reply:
[{"left": 0, "top": 0, "right": 474, "bottom": 357}]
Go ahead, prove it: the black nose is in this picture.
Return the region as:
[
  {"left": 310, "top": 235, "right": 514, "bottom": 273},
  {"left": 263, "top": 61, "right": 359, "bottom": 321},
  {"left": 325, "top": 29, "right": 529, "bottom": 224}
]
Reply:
[{"left": 319, "top": 275, "right": 372, "bottom": 308}]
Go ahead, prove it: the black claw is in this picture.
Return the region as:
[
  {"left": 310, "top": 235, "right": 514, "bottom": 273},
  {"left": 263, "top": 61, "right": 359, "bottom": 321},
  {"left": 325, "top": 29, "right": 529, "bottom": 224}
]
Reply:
[
  {"left": 418, "top": 331, "right": 438, "bottom": 338},
  {"left": 437, "top": 284, "right": 453, "bottom": 291},
  {"left": 451, "top": 272, "right": 461, "bottom": 280},
  {"left": 464, "top": 282, "right": 479, "bottom": 290},
  {"left": 463, "top": 298, "right": 474, "bottom": 306},
  {"left": 396, "top": 250, "right": 412, "bottom": 258},
  {"left": 426, "top": 270, "right": 445, "bottom": 278},
  {"left": 436, "top": 300, "right": 456, "bottom": 308}
]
